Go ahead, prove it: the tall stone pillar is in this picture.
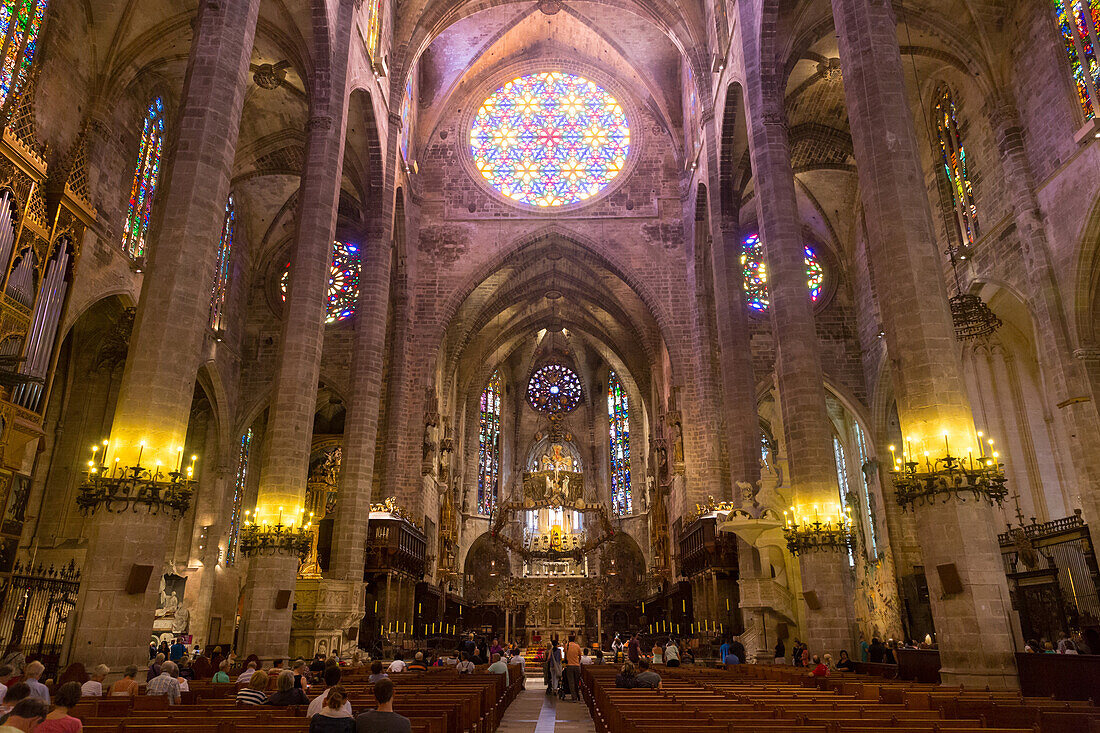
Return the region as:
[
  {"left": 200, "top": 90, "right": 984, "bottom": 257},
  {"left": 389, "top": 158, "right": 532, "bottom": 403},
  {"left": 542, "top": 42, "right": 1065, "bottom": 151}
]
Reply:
[
  {"left": 831, "top": 0, "right": 1017, "bottom": 687},
  {"left": 67, "top": 0, "right": 260, "bottom": 670},
  {"left": 331, "top": 235, "right": 392, "bottom": 579},
  {"left": 700, "top": 113, "right": 761, "bottom": 493},
  {"left": 734, "top": 25, "right": 855, "bottom": 654},
  {"left": 238, "top": 65, "right": 352, "bottom": 657}
]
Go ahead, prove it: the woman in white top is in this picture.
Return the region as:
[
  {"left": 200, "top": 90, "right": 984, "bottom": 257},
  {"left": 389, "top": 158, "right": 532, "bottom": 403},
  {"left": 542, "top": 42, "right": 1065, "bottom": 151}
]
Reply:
[{"left": 387, "top": 653, "right": 407, "bottom": 673}]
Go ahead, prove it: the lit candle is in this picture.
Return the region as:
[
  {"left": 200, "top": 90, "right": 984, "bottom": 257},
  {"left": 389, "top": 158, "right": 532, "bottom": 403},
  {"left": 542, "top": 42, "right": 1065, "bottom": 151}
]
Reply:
[
  {"left": 977, "top": 432, "right": 985, "bottom": 458},
  {"left": 943, "top": 433, "right": 950, "bottom": 455},
  {"left": 190, "top": 454, "right": 197, "bottom": 474},
  {"left": 101, "top": 440, "right": 109, "bottom": 468},
  {"left": 113, "top": 457, "right": 120, "bottom": 478}
]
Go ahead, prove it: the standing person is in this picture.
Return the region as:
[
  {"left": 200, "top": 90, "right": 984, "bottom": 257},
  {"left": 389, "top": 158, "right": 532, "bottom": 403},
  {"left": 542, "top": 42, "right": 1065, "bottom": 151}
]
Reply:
[
  {"left": 718, "top": 638, "right": 730, "bottom": 665},
  {"left": 310, "top": 686, "right": 354, "bottom": 733},
  {"left": 34, "top": 681, "right": 82, "bottom": 733},
  {"left": 867, "top": 638, "right": 885, "bottom": 664},
  {"left": 109, "top": 667, "right": 139, "bottom": 697},
  {"left": 563, "top": 635, "right": 582, "bottom": 702},
  {"left": 611, "top": 634, "right": 623, "bottom": 663},
  {"left": 355, "top": 678, "right": 412, "bottom": 733},
  {"left": 664, "top": 639, "right": 680, "bottom": 668},
  {"left": 773, "top": 639, "right": 785, "bottom": 665},
  {"left": 169, "top": 638, "right": 186, "bottom": 662},
  {"left": 21, "top": 663, "right": 48, "bottom": 704},
  {"left": 627, "top": 634, "right": 640, "bottom": 664},
  {"left": 650, "top": 639, "right": 662, "bottom": 664},
  {"left": 456, "top": 653, "right": 474, "bottom": 674},
  {"left": 549, "top": 637, "right": 563, "bottom": 698},
  {"left": 730, "top": 636, "right": 746, "bottom": 665}
]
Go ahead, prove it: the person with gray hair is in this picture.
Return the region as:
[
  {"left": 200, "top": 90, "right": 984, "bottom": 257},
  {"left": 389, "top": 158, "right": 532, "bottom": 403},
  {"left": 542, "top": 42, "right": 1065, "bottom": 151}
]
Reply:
[
  {"left": 265, "top": 669, "right": 309, "bottom": 706},
  {"left": 145, "top": 660, "right": 181, "bottom": 705},
  {"left": 81, "top": 663, "right": 110, "bottom": 697},
  {"left": 21, "top": 662, "right": 47, "bottom": 704}
]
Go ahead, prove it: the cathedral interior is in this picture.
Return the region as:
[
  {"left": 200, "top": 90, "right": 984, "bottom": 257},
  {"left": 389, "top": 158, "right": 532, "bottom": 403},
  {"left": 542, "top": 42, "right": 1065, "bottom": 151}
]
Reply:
[{"left": 0, "top": 0, "right": 1097, "bottom": 691}]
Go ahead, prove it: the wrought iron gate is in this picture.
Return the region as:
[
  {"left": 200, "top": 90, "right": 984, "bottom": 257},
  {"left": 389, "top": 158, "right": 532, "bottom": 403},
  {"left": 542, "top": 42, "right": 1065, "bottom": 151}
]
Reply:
[
  {"left": 0, "top": 560, "right": 80, "bottom": 677},
  {"left": 1000, "top": 511, "right": 1100, "bottom": 639}
]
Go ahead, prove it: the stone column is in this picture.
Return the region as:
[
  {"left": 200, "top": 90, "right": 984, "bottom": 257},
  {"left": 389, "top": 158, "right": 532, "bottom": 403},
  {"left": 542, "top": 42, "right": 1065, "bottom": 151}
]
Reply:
[
  {"left": 331, "top": 235, "right": 392, "bottom": 579},
  {"left": 700, "top": 112, "right": 762, "bottom": 494},
  {"left": 67, "top": 0, "right": 260, "bottom": 670},
  {"left": 734, "top": 11, "right": 855, "bottom": 654},
  {"left": 830, "top": 0, "right": 1017, "bottom": 687},
  {"left": 238, "top": 66, "right": 352, "bottom": 657}
]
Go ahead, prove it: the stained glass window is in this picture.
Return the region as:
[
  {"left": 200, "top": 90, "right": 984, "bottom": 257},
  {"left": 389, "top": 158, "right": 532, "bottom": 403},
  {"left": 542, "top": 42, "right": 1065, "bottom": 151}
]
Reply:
[
  {"left": 527, "top": 364, "right": 583, "bottom": 414},
  {"left": 608, "top": 371, "right": 631, "bottom": 515},
  {"left": 209, "top": 195, "right": 234, "bottom": 331},
  {"left": 280, "top": 241, "right": 361, "bottom": 323},
  {"left": 400, "top": 74, "right": 413, "bottom": 163},
  {"left": 853, "top": 422, "right": 879, "bottom": 558},
  {"left": 123, "top": 96, "right": 165, "bottom": 259},
  {"left": 470, "top": 72, "right": 631, "bottom": 207},
  {"left": 478, "top": 371, "right": 502, "bottom": 515},
  {"left": 226, "top": 428, "right": 252, "bottom": 566},
  {"left": 366, "top": 0, "right": 383, "bottom": 60},
  {"left": 740, "top": 232, "right": 824, "bottom": 313},
  {"left": 934, "top": 84, "right": 979, "bottom": 245},
  {"left": 833, "top": 435, "right": 855, "bottom": 568},
  {"left": 1051, "top": 0, "right": 1100, "bottom": 119},
  {"left": 0, "top": 0, "right": 47, "bottom": 107}
]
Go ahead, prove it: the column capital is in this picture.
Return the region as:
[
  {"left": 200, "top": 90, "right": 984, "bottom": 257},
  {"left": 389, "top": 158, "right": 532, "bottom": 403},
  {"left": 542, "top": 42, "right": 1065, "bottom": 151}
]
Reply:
[{"left": 307, "top": 115, "right": 335, "bottom": 133}]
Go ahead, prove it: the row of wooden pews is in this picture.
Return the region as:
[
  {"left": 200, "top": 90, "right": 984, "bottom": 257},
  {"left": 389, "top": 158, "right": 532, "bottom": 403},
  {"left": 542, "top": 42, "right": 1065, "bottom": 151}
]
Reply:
[
  {"left": 66, "top": 664, "right": 525, "bottom": 733},
  {"left": 580, "top": 663, "right": 1100, "bottom": 733}
]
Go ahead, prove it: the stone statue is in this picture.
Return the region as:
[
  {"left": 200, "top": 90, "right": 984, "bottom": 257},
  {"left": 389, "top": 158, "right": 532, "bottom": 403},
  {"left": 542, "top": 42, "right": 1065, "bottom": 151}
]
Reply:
[
  {"left": 164, "top": 590, "right": 179, "bottom": 617},
  {"left": 172, "top": 601, "right": 190, "bottom": 635}
]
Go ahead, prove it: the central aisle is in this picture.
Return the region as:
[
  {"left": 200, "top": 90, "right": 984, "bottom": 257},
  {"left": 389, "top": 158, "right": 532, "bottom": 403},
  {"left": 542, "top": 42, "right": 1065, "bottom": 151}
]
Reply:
[{"left": 497, "top": 686, "right": 597, "bottom": 733}]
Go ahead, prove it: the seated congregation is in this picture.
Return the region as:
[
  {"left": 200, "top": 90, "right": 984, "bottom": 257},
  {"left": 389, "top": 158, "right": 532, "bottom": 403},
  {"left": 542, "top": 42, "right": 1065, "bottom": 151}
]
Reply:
[{"left": 0, "top": 653, "right": 525, "bottom": 733}]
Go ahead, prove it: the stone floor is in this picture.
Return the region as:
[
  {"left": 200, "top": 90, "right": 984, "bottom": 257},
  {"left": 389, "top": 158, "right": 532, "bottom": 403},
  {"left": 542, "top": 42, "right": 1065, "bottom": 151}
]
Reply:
[{"left": 497, "top": 682, "right": 596, "bottom": 733}]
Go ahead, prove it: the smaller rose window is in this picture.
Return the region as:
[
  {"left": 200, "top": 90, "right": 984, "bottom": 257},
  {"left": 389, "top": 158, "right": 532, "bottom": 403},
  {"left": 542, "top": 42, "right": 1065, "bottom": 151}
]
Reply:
[{"left": 527, "top": 364, "right": 583, "bottom": 414}]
